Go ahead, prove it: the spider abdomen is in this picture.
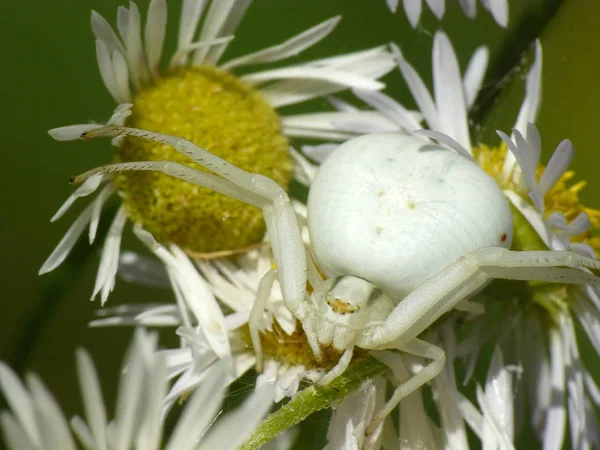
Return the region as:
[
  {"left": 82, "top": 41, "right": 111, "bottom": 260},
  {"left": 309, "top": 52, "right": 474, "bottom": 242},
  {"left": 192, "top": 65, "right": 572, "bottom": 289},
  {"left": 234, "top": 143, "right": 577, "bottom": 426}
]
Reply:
[{"left": 307, "top": 133, "right": 513, "bottom": 300}]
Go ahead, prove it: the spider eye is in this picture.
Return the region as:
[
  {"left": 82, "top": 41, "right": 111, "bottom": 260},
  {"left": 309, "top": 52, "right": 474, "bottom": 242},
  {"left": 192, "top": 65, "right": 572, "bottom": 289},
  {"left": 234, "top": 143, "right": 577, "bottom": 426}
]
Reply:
[{"left": 326, "top": 297, "right": 360, "bottom": 315}]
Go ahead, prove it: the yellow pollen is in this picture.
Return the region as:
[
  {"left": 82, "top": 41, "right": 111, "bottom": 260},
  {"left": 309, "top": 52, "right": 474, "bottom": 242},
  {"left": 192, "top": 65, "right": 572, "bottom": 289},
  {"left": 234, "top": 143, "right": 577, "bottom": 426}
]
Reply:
[
  {"left": 240, "top": 323, "right": 367, "bottom": 370},
  {"left": 114, "top": 65, "right": 292, "bottom": 254},
  {"left": 473, "top": 142, "right": 600, "bottom": 257}
]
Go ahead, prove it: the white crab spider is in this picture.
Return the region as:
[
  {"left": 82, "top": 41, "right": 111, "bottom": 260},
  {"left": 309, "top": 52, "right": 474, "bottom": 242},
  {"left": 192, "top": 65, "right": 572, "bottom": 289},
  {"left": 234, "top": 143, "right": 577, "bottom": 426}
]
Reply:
[{"left": 77, "top": 128, "right": 600, "bottom": 430}]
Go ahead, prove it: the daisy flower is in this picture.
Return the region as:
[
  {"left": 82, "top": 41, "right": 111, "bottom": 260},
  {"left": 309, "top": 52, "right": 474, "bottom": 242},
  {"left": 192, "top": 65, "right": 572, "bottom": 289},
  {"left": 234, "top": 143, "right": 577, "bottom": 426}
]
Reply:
[
  {"left": 386, "top": 0, "right": 509, "bottom": 28},
  {"left": 42, "top": 0, "right": 395, "bottom": 303},
  {"left": 313, "top": 29, "right": 600, "bottom": 448},
  {"left": 0, "top": 328, "right": 274, "bottom": 450}
]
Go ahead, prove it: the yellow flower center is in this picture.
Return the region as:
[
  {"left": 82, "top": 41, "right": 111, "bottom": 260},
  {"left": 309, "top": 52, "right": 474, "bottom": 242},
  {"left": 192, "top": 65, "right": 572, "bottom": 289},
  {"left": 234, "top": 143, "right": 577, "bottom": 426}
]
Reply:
[
  {"left": 114, "top": 65, "right": 292, "bottom": 255},
  {"left": 239, "top": 323, "right": 366, "bottom": 370}
]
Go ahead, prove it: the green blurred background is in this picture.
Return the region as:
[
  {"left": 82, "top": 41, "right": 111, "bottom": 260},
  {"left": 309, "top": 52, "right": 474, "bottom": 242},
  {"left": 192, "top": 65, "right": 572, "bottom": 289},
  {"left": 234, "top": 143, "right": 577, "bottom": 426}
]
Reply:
[{"left": 1, "top": 0, "right": 599, "bottom": 446}]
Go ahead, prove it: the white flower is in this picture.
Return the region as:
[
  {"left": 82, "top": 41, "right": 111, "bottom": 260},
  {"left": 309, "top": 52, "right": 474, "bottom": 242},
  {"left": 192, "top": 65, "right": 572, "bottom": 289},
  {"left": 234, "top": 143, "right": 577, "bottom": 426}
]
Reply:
[
  {"left": 91, "top": 226, "right": 324, "bottom": 411},
  {"left": 0, "top": 328, "right": 274, "bottom": 450},
  {"left": 386, "top": 0, "right": 509, "bottom": 28},
  {"left": 42, "top": 0, "right": 395, "bottom": 304}
]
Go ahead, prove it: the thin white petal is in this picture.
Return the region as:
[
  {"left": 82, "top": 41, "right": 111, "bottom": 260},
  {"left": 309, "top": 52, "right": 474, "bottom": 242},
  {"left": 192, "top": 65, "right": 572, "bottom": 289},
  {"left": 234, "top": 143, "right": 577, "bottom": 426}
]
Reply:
[
  {"left": 89, "top": 184, "right": 117, "bottom": 244},
  {"left": 391, "top": 43, "right": 440, "bottom": 132},
  {"left": 112, "top": 50, "right": 132, "bottom": 102},
  {"left": 541, "top": 329, "right": 567, "bottom": 450},
  {"left": 1, "top": 412, "right": 36, "bottom": 450},
  {"left": 96, "top": 39, "right": 124, "bottom": 103},
  {"left": 27, "top": 374, "right": 76, "bottom": 450},
  {"left": 538, "top": 139, "right": 574, "bottom": 195},
  {"left": 51, "top": 174, "right": 104, "bottom": 222},
  {"left": 76, "top": 349, "right": 108, "bottom": 450},
  {"left": 387, "top": 0, "right": 399, "bottom": 13},
  {"left": 433, "top": 31, "right": 471, "bottom": 150},
  {"left": 70, "top": 416, "right": 95, "bottom": 449},
  {"left": 458, "top": 0, "right": 477, "bottom": 18},
  {"left": 125, "top": 1, "right": 149, "bottom": 87},
  {"left": 48, "top": 124, "right": 103, "bottom": 141},
  {"left": 198, "top": 385, "right": 274, "bottom": 450},
  {"left": 118, "top": 251, "right": 169, "bottom": 287},
  {"left": 484, "top": 347, "right": 514, "bottom": 442},
  {"left": 177, "top": 0, "right": 206, "bottom": 65},
  {"left": 192, "top": 0, "right": 235, "bottom": 64},
  {"left": 145, "top": 0, "right": 167, "bottom": 77},
  {"left": 39, "top": 202, "right": 94, "bottom": 274},
  {"left": 403, "top": 0, "right": 422, "bottom": 28},
  {"left": 91, "top": 11, "right": 126, "bottom": 56},
  {"left": 205, "top": 0, "right": 252, "bottom": 64},
  {"left": 92, "top": 206, "right": 127, "bottom": 304},
  {"left": 302, "top": 144, "right": 338, "bottom": 164},
  {"left": 413, "top": 129, "right": 473, "bottom": 160},
  {"left": 476, "top": 385, "right": 515, "bottom": 450},
  {"left": 165, "top": 363, "right": 227, "bottom": 450},
  {"left": 425, "top": 0, "right": 445, "bottom": 19},
  {"left": 352, "top": 88, "right": 422, "bottom": 131},
  {"left": 0, "top": 363, "right": 40, "bottom": 446},
  {"left": 482, "top": 0, "right": 509, "bottom": 27},
  {"left": 222, "top": 16, "right": 341, "bottom": 70},
  {"left": 506, "top": 40, "right": 542, "bottom": 177},
  {"left": 244, "top": 66, "right": 384, "bottom": 90},
  {"left": 463, "top": 46, "right": 489, "bottom": 109}
]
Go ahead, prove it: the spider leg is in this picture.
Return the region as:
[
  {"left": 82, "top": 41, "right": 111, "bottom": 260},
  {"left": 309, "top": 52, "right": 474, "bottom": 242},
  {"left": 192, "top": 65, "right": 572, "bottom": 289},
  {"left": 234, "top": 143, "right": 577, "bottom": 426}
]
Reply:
[{"left": 80, "top": 126, "right": 309, "bottom": 319}]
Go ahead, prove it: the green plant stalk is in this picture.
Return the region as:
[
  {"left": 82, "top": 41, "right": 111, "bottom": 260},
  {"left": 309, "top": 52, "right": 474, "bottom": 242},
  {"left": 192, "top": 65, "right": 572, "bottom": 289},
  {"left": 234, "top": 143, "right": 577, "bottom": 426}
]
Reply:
[{"left": 240, "top": 356, "right": 387, "bottom": 449}]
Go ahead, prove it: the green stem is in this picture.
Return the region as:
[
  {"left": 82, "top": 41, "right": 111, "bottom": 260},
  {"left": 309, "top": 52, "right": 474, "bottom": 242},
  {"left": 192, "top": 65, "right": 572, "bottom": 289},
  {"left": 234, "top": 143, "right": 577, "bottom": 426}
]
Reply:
[{"left": 240, "top": 356, "right": 387, "bottom": 450}]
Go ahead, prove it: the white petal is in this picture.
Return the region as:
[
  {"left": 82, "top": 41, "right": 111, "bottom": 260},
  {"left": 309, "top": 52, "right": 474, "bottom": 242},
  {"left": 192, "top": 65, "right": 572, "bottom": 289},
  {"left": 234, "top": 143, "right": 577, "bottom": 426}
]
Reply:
[
  {"left": 244, "top": 66, "right": 384, "bottom": 90},
  {"left": 433, "top": 31, "right": 471, "bottom": 150},
  {"left": 387, "top": 0, "right": 399, "bottom": 13},
  {"left": 113, "top": 331, "right": 153, "bottom": 450},
  {"left": 76, "top": 349, "right": 108, "bottom": 450},
  {"left": 91, "top": 11, "right": 126, "bottom": 56},
  {"left": 70, "top": 416, "right": 95, "bottom": 449},
  {"left": 0, "top": 363, "right": 40, "bottom": 447},
  {"left": 176, "top": 0, "right": 207, "bottom": 66},
  {"left": 542, "top": 329, "right": 567, "bottom": 450},
  {"left": 413, "top": 129, "right": 473, "bottom": 159},
  {"left": 89, "top": 184, "right": 117, "bottom": 244},
  {"left": 192, "top": 0, "right": 235, "bottom": 64},
  {"left": 425, "top": 0, "right": 445, "bottom": 19},
  {"left": 39, "top": 202, "right": 94, "bottom": 274},
  {"left": 91, "top": 206, "right": 127, "bottom": 304},
  {"left": 51, "top": 174, "right": 104, "bottom": 222},
  {"left": 482, "top": 0, "right": 509, "bottom": 27},
  {"left": 222, "top": 16, "right": 341, "bottom": 70},
  {"left": 302, "top": 144, "right": 339, "bottom": 164},
  {"left": 198, "top": 384, "right": 274, "bottom": 450},
  {"left": 26, "top": 374, "right": 76, "bottom": 450},
  {"left": 48, "top": 124, "right": 103, "bottom": 141},
  {"left": 165, "top": 363, "right": 227, "bottom": 450},
  {"left": 118, "top": 251, "right": 169, "bottom": 287},
  {"left": 476, "top": 385, "right": 515, "bottom": 450},
  {"left": 145, "top": 0, "right": 167, "bottom": 76},
  {"left": 96, "top": 39, "right": 124, "bottom": 103},
  {"left": 391, "top": 43, "right": 441, "bottom": 132},
  {"left": 328, "top": 96, "right": 358, "bottom": 112},
  {"left": 506, "top": 40, "right": 542, "bottom": 177},
  {"left": 458, "top": 0, "right": 477, "bottom": 18},
  {"left": 112, "top": 50, "right": 132, "bottom": 103},
  {"left": 1, "top": 412, "right": 36, "bottom": 450},
  {"left": 352, "top": 88, "right": 422, "bottom": 131},
  {"left": 403, "top": 0, "right": 422, "bottom": 28},
  {"left": 538, "top": 139, "right": 574, "bottom": 195},
  {"left": 463, "top": 46, "right": 489, "bottom": 109},
  {"left": 136, "top": 357, "right": 167, "bottom": 450},
  {"left": 484, "top": 347, "right": 514, "bottom": 442},
  {"left": 205, "top": 0, "right": 252, "bottom": 64}
]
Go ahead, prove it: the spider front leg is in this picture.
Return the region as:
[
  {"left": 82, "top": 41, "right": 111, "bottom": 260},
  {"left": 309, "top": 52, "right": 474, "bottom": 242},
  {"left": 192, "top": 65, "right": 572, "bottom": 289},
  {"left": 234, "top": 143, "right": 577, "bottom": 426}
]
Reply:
[
  {"left": 357, "top": 246, "right": 600, "bottom": 428},
  {"left": 80, "top": 126, "right": 310, "bottom": 364}
]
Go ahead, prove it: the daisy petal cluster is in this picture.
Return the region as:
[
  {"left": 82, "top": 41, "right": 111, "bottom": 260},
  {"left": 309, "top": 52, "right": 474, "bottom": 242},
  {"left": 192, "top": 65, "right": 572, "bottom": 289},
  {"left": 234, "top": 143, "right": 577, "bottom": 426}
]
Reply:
[
  {"left": 386, "top": 0, "right": 509, "bottom": 28},
  {"left": 0, "top": 329, "right": 274, "bottom": 450}
]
